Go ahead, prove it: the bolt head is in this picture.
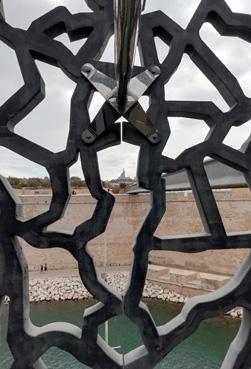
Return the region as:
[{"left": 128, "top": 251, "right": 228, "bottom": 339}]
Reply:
[
  {"left": 151, "top": 65, "right": 161, "bottom": 76},
  {"left": 82, "top": 63, "right": 94, "bottom": 76}
]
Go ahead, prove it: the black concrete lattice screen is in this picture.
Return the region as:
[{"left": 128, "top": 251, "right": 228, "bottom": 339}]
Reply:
[{"left": 0, "top": 0, "right": 251, "bottom": 368}]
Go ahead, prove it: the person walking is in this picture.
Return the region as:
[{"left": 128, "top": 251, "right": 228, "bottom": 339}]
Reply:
[
  {"left": 40, "top": 265, "right": 44, "bottom": 273},
  {"left": 44, "top": 263, "right": 48, "bottom": 272}
]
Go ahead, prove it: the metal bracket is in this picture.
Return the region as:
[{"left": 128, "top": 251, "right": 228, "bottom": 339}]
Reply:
[
  {"left": 81, "top": 63, "right": 160, "bottom": 113},
  {"left": 81, "top": 64, "right": 161, "bottom": 144},
  {"left": 81, "top": 64, "right": 117, "bottom": 103}
]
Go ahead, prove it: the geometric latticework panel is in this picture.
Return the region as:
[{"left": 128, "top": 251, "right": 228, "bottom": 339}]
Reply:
[{"left": 0, "top": 1, "right": 251, "bottom": 368}]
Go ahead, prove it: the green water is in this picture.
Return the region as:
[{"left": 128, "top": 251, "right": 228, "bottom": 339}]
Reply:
[{"left": 0, "top": 300, "right": 240, "bottom": 369}]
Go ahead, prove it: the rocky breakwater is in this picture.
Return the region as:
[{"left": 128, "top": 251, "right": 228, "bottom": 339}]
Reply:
[
  {"left": 3, "top": 272, "right": 242, "bottom": 319},
  {"left": 29, "top": 277, "right": 92, "bottom": 302}
]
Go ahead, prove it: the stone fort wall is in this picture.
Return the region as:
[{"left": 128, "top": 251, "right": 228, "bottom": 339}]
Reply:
[{"left": 20, "top": 188, "right": 251, "bottom": 276}]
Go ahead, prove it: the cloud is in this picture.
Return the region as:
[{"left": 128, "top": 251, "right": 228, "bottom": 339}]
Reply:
[
  {"left": 0, "top": 147, "right": 48, "bottom": 178},
  {"left": 163, "top": 116, "right": 210, "bottom": 159},
  {"left": 225, "top": 0, "right": 251, "bottom": 14},
  {"left": 15, "top": 60, "right": 76, "bottom": 153},
  {"left": 0, "top": 43, "right": 24, "bottom": 105},
  {"left": 200, "top": 23, "right": 251, "bottom": 97},
  {"left": 4, "top": 0, "right": 90, "bottom": 29},
  {"left": 144, "top": 0, "right": 201, "bottom": 29},
  {"left": 98, "top": 142, "right": 140, "bottom": 180},
  {"left": 165, "top": 53, "right": 229, "bottom": 111}
]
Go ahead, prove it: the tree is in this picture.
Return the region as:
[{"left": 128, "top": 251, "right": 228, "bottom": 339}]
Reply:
[{"left": 70, "top": 176, "right": 84, "bottom": 188}]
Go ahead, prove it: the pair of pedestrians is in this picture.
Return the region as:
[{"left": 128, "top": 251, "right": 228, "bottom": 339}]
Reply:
[{"left": 40, "top": 264, "right": 48, "bottom": 273}]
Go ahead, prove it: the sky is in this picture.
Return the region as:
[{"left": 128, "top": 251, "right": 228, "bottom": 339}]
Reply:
[{"left": 0, "top": 0, "right": 251, "bottom": 180}]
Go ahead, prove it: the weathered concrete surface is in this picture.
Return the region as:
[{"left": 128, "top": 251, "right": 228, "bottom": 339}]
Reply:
[
  {"left": 146, "top": 265, "right": 231, "bottom": 297},
  {"left": 20, "top": 188, "right": 251, "bottom": 276}
]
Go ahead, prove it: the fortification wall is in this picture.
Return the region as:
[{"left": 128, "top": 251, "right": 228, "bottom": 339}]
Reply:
[{"left": 20, "top": 188, "right": 251, "bottom": 276}]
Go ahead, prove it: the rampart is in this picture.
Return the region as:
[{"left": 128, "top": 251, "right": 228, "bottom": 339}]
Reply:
[{"left": 20, "top": 188, "right": 251, "bottom": 276}]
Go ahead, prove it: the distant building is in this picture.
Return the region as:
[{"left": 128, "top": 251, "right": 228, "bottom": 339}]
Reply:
[
  {"left": 117, "top": 169, "right": 127, "bottom": 181},
  {"left": 111, "top": 169, "right": 135, "bottom": 183}
]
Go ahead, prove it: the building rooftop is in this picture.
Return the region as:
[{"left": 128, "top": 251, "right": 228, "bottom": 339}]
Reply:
[{"left": 125, "top": 159, "right": 248, "bottom": 194}]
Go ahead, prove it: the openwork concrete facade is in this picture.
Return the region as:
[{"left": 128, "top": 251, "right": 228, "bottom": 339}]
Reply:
[{"left": 0, "top": 1, "right": 251, "bottom": 368}]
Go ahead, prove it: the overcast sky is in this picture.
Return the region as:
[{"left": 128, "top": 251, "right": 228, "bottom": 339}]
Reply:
[{"left": 0, "top": 0, "right": 251, "bottom": 180}]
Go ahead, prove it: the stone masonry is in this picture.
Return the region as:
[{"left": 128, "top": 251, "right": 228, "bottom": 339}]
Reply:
[{"left": 20, "top": 188, "right": 251, "bottom": 276}]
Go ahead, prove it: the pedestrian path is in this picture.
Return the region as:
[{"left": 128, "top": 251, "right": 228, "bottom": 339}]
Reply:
[{"left": 29, "top": 266, "right": 130, "bottom": 280}]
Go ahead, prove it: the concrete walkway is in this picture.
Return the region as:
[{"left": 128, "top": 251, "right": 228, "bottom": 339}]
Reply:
[
  {"left": 29, "top": 266, "right": 130, "bottom": 279},
  {"left": 29, "top": 265, "right": 232, "bottom": 298}
]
